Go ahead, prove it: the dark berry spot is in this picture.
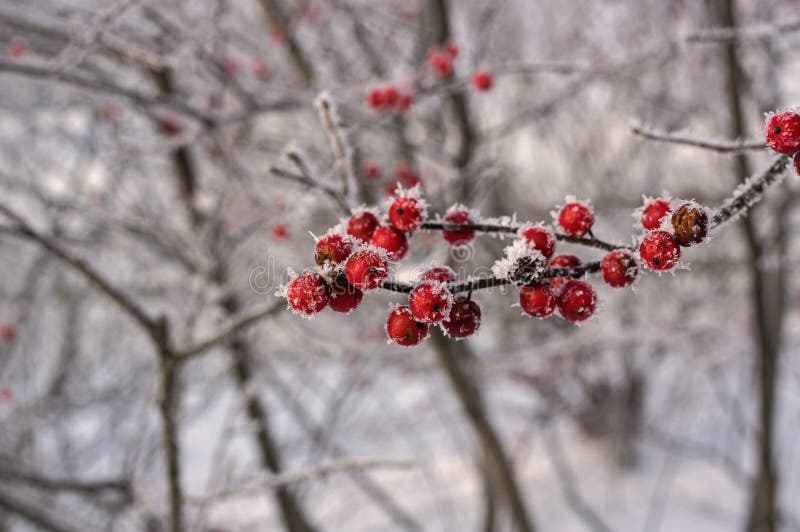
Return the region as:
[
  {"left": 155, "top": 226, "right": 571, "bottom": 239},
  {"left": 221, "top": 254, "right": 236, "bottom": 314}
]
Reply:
[
  {"left": 396, "top": 208, "right": 405, "bottom": 215},
  {"left": 774, "top": 126, "right": 782, "bottom": 134},
  {"left": 653, "top": 258, "right": 661, "bottom": 265},
  {"left": 433, "top": 304, "right": 440, "bottom": 312}
]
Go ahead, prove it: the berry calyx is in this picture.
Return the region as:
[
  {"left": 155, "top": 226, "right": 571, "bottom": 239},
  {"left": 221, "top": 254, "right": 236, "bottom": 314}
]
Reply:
[
  {"left": 419, "top": 266, "right": 456, "bottom": 283},
  {"left": 386, "top": 306, "right": 429, "bottom": 346},
  {"left": 442, "top": 209, "right": 475, "bottom": 246},
  {"left": 314, "top": 233, "right": 353, "bottom": 266},
  {"left": 765, "top": 111, "right": 800, "bottom": 154},
  {"left": 370, "top": 225, "right": 409, "bottom": 260},
  {"left": 344, "top": 246, "right": 389, "bottom": 290},
  {"left": 546, "top": 254, "right": 581, "bottom": 289},
  {"left": 557, "top": 280, "right": 597, "bottom": 322},
  {"left": 519, "top": 283, "right": 557, "bottom": 318},
  {"left": 600, "top": 249, "right": 638, "bottom": 287},
  {"left": 409, "top": 281, "right": 453, "bottom": 324},
  {"left": 347, "top": 211, "right": 379, "bottom": 242},
  {"left": 286, "top": 273, "right": 329, "bottom": 316},
  {"left": 671, "top": 203, "right": 708, "bottom": 246},
  {"left": 639, "top": 231, "right": 681, "bottom": 271},
  {"left": 557, "top": 201, "right": 594, "bottom": 237},
  {"left": 473, "top": 71, "right": 493, "bottom": 92},
  {"left": 427, "top": 50, "right": 453, "bottom": 78},
  {"left": 389, "top": 195, "right": 426, "bottom": 232},
  {"left": 328, "top": 275, "right": 363, "bottom": 314},
  {"left": 520, "top": 224, "right": 556, "bottom": 259},
  {"left": 442, "top": 297, "right": 481, "bottom": 338},
  {"left": 641, "top": 199, "right": 671, "bottom": 230}
]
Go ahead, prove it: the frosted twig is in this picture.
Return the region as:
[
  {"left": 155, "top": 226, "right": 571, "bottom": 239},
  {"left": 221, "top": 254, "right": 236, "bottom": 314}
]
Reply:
[
  {"left": 684, "top": 17, "right": 800, "bottom": 44},
  {"left": 185, "top": 458, "right": 413, "bottom": 504},
  {"left": 632, "top": 124, "right": 765, "bottom": 153},
  {"left": 315, "top": 92, "right": 358, "bottom": 209}
]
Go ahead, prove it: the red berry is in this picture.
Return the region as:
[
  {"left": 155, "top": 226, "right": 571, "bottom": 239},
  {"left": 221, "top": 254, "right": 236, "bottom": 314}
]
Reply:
[
  {"left": 389, "top": 196, "right": 426, "bottom": 232},
  {"left": 160, "top": 117, "right": 182, "bottom": 137},
  {"left": 557, "top": 201, "right": 594, "bottom": 237},
  {"left": 519, "top": 283, "right": 558, "bottom": 318},
  {"left": 671, "top": 203, "right": 708, "bottom": 246},
  {"left": 639, "top": 231, "right": 681, "bottom": 271},
  {"left": 386, "top": 306, "right": 429, "bottom": 346},
  {"left": 520, "top": 225, "right": 556, "bottom": 259},
  {"left": 546, "top": 254, "right": 581, "bottom": 290},
  {"left": 427, "top": 51, "right": 453, "bottom": 78},
  {"left": 419, "top": 266, "right": 456, "bottom": 283},
  {"left": 395, "top": 165, "right": 421, "bottom": 188},
  {"left": 394, "top": 91, "right": 414, "bottom": 112},
  {"left": 600, "top": 249, "right": 638, "bottom": 287},
  {"left": 7, "top": 40, "right": 24, "bottom": 59},
  {"left": 347, "top": 211, "right": 379, "bottom": 242},
  {"left": 409, "top": 281, "right": 453, "bottom": 323},
  {"left": 641, "top": 199, "right": 671, "bottom": 230},
  {"left": 271, "top": 224, "right": 289, "bottom": 240},
  {"left": 765, "top": 111, "right": 800, "bottom": 154},
  {"left": 0, "top": 324, "right": 15, "bottom": 341},
  {"left": 557, "top": 280, "right": 597, "bottom": 322},
  {"left": 445, "top": 42, "right": 459, "bottom": 58},
  {"left": 473, "top": 71, "right": 493, "bottom": 91},
  {"left": 384, "top": 85, "right": 399, "bottom": 106},
  {"left": 442, "top": 297, "right": 481, "bottom": 338},
  {"left": 222, "top": 58, "right": 240, "bottom": 78},
  {"left": 442, "top": 209, "right": 475, "bottom": 246},
  {"left": 345, "top": 246, "right": 389, "bottom": 290},
  {"left": 363, "top": 162, "right": 381, "bottom": 179},
  {"left": 252, "top": 58, "right": 270, "bottom": 80},
  {"left": 328, "top": 275, "right": 363, "bottom": 313},
  {"left": 314, "top": 233, "right": 353, "bottom": 266},
  {"left": 286, "top": 273, "right": 329, "bottom": 316},
  {"left": 366, "top": 88, "right": 387, "bottom": 110},
  {"left": 370, "top": 225, "right": 409, "bottom": 260}
]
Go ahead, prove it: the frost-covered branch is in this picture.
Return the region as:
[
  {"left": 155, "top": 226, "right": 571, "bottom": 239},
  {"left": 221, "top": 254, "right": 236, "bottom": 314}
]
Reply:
[
  {"left": 632, "top": 124, "right": 765, "bottom": 153},
  {"left": 315, "top": 92, "right": 358, "bottom": 209}
]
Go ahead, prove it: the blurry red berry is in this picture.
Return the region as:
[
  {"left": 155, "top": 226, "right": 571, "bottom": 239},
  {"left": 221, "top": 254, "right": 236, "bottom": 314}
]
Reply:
[
  {"left": 671, "top": 203, "right": 708, "bottom": 246},
  {"left": 7, "top": 40, "right": 24, "bottom": 58},
  {"left": 558, "top": 202, "right": 594, "bottom": 237},
  {"left": 395, "top": 165, "right": 421, "bottom": 188},
  {"left": 394, "top": 91, "right": 414, "bottom": 112},
  {"left": 389, "top": 196, "right": 426, "bottom": 232},
  {"left": 639, "top": 231, "right": 681, "bottom": 271},
  {"left": 252, "top": 58, "right": 270, "bottom": 80},
  {"left": 419, "top": 266, "right": 456, "bottom": 283},
  {"left": 520, "top": 225, "right": 556, "bottom": 259},
  {"left": 314, "top": 233, "right": 353, "bottom": 266},
  {"left": 427, "top": 51, "right": 453, "bottom": 78},
  {"left": 286, "top": 273, "right": 329, "bottom": 315},
  {"left": 366, "top": 88, "right": 387, "bottom": 110},
  {"left": 641, "top": 199, "right": 671, "bottom": 230},
  {"left": 442, "top": 297, "right": 481, "bottom": 338},
  {"left": 765, "top": 111, "right": 800, "bottom": 154},
  {"left": 557, "top": 280, "right": 597, "bottom": 322},
  {"left": 445, "top": 42, "right": 459, "bottom": 58},
  {"left": 347, "top": 211, "right": 379, "bottom": 242},
  {"left": 345, "top": 247, "right": 389, "bottom": 290},
  {"left": 159, "top": 117, "right": 182, "bottom": 137},
  {"left": 328, "top": 275, "right": 363, "bottom": 313},
  {"left": 519, "top": 283, "right": 558, "bottom": 318},
  {"left": 384, "top": 85, "right": 399, "bottom": 106},
  {"left": 442, "top": 209, "right": 475, "bottom": 246},
  {"left": 271, "top": 224, "right": 289, "bottom": 240},
  {"left": 409, "top": 281, "right": 452, "bottom": 323},
  {"left": 363, "top": 162, "right": 381, "bottom": 180},
  {"left": 370, "top": 225, "right": 409, "bottom": 260},
  {"left": 386, "top": 306, "right": 429, "bottom": 346},
  {"left": 472, "top": 71, "right": 493, "bottom": 91},
  {"left": 222, "top": 58, "right": 240, "bottom": 78},
  {"left": 546, "top": 254, "right": 581, "bottom": 290},
  {"left": 600, "top": 249, "right": 638, "bottom": 287},
  {"left": 0, "top": 324, "right": 15, "bottom": 341}
]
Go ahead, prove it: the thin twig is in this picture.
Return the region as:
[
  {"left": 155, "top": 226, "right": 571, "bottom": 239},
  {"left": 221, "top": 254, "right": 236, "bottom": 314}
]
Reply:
[{"left": 632, "top": 124, "right": 765, "bottom": 153}]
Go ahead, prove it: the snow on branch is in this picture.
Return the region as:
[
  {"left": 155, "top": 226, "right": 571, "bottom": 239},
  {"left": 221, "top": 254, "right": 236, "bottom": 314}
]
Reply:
[{"left": 632, "top": 124, "right": 765, "bottom": 153}]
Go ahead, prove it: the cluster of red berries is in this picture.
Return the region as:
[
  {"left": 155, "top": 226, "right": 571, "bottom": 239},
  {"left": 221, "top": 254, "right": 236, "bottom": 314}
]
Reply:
[
  {"left": 765, "top": 109, "right": 800, "bottom": 173},
  {"left": 366, "top": 84, "right": 414, "bottom": 113},
  {"left": 427, "top": 43, "right": 458, "bottom": 78},
  {"left": 637, "top": 198, "right": 708, "bottom": 271}
]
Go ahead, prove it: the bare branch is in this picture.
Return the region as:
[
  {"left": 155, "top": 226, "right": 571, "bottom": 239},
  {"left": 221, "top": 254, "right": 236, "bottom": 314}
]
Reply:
[{"left": 632, "top": 124, "right": 765, "bottom": 153}]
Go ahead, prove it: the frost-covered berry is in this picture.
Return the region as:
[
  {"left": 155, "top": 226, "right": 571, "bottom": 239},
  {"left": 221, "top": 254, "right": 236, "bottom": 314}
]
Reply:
[
  {"left": 473, "top": 71, "right": 493, "bottom": 91},
  {"left": 347, "top": 211, "right": 379, "bottom": 242},
  {"left": 314, "top": 233, "right": 353, "bottom": 266},
  {"left": 286, "top": 273, "right": 329, "bottom": 316},
  {"left": 639, "top": 231, "right": 681, "bottom": 271},
  {"left": 546, "top": 254, "right": 581, "bottom": 290},
  {"left": 427, "top": 50, "right": 453, "bottom": 78},
  {"left": 557, "top": 280, "right": 597, "bottom": 322},
  {"left": 409, "top": 281, "right": 453, "bottom": 324},
  {"left": 519, "top": 283, "right": 557, "bottom": 318},
  {"left": 419, "top": 266, "right": 456, "bottom": 283},
  {"left": 386, "top": 306, "right": 429, "bottom": 347},
  {"left": 442, "top": 297, "right": 481, "bottom": 338},
  {"left": 520, "top": 225, "right": 556, "bottom": 260},
  {"left": 442, "top": 209, "right": 475, "bottom": 246},
  {"left": 370, "top": 225, "right": 409, "bottom": 260},
  {"left": 389, "top": 196, "right": 426, "bottom": 232},
  {"left": 641, "top": 199, "right": 671, "bottom": 230},
  {"left": 671, "top": 203, "right": 708, "bottom": 246},
  {"left": 344, "top": 246, "right": 389, "bottom": 290},
  {"left": 366, "top": 88, "right": 387, "bottom": 110},
  {"left": 600, "top": 249, "right": 638, "bottom": 287},
  {"left": 765, "top": 111, "right": 800, "bottom": 154},
  {"left": 558, "top": 202, "right": 594, "bottom": 237},
  {"left": 328, "top": 275, "right": 363, "bottom": 314}
]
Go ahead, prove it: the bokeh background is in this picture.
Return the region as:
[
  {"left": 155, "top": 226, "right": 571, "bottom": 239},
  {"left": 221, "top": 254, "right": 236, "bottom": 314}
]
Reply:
[{"left": 1, "top": 0, "right": 799, "bottom": 531}]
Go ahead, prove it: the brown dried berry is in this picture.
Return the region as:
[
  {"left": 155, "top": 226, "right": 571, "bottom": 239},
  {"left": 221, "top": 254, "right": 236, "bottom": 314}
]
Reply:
[{"left": 671, "top": 203, "right": 708, "bottom": 246}]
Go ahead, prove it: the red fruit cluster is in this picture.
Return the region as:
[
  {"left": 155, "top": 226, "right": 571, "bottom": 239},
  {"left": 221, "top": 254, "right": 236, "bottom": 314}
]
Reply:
[
  {"left": 427, "top": 45, "right": 457, "bottom": 78},
  {"left": 442, "top": 207, "right": 475, "bottom": 246},
  {"left": 637, "top": 197, "right": 709, "bottom": 271},
  {"left": 366, "top": 85, "right": 414, "bottom": 113}
]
